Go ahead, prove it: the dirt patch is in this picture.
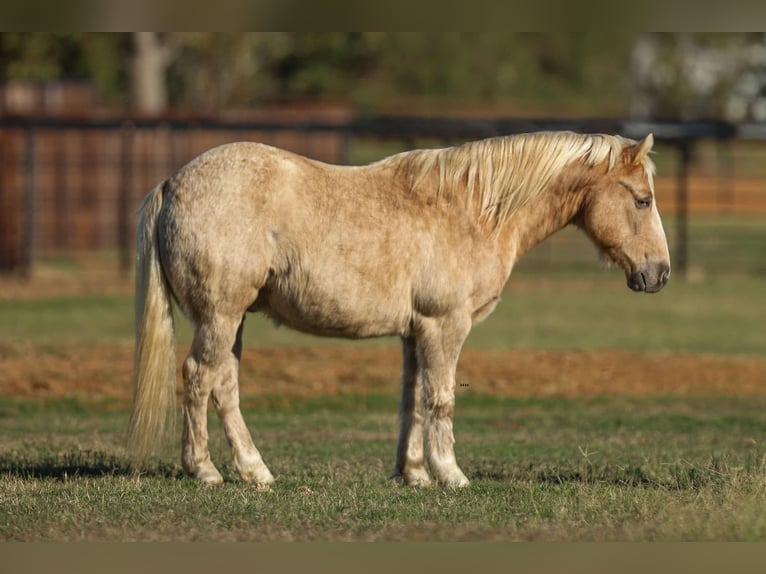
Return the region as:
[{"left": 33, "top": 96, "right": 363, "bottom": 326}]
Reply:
[{"left": 0, "top": 343, "right": 763, "bottom": 403}]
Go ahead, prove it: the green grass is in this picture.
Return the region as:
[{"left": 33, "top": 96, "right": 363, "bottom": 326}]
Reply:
[
  {"left": 1, "top": 269, "right": 764, "bottom": 355},
  {"left": 514, "top": 214, "right": 766, "bottom": 277},
  {"left": 1, "top": 394, "right": 765, "bottom": 541},
  {"left": 468, "top": 272, "right": 766, "bottom": 353},
  {"left": 2, "top": 214, "right": 763, "bottom": 352},
  {"left": 0, "top": 296, "right": 134, "bottom": 344}
]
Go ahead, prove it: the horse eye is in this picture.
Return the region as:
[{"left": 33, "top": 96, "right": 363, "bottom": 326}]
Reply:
[{"left": 635, "top": 197, "right": 652, "bottom": 210}]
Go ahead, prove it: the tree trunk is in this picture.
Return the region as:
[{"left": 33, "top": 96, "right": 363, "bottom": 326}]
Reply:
[{"left": 131, "top": 32, "right": 172, "bottom": 114}]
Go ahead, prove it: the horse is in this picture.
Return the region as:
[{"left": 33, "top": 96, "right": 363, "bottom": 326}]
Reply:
[{"left": 128, "top": 130, "right": 670, "bottom": 487}]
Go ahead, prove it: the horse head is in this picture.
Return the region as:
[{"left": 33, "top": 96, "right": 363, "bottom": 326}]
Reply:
[{"left": 577, "top": 134, "right": 671, "bottom": 293}]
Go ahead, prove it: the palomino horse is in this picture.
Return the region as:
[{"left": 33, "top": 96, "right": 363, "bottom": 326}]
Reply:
[{"left": 128, "top": 131, "right": 670, "bottom": 487}]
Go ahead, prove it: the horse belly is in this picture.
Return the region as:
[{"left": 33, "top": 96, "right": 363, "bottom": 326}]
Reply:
[{"left": 255, "top": 273, "right": 411, "bottom": 339}]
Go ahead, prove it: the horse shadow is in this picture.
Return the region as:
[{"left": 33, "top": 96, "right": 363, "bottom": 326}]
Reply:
[
  {"left": 2, "top": 451, "right": 707, "bottom": 489},
  {"left": 470, "top": 458, "right": 652, "bottom": 487},
  {"left": 0, "top": 449, "right": 183, "bottom": 480}
]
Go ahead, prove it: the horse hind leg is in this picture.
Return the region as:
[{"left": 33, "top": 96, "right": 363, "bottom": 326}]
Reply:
[
  {"left": 181, "top": 314, "right": 272, "bottom": 485},
  {"left": 211, "top": 317, "right": 274, "bottom": 485},
  {"left": 181, "top": 333, "right": 223, "bottom": 485},
  {"left": 181, "top": 325, "right": 223, "bottom": 484}
]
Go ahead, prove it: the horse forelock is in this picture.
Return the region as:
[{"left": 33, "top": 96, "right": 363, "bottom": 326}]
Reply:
[{"left": 386, "top": 131, "right": 645, "bottom": 232}]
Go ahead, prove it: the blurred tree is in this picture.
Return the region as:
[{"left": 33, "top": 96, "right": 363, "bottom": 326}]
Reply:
[
  {"left": 164, "top": 32, "right": 384, "bottom": 110},
  {"left": 3, "top": 33, "right": 765, "bottom": 119},
  {"left": 365, "top": 33, "right": 634, "bottom": 115},
  {"left": 629, "top": 33, "right": 766, "bottom": 120},
  {"left": 166, "top": 32, "right": 257, "bottom": 110},
  {"left": 130, "top": 32, "right": 175, "bottom": 113},
  {"left": 160, "top": 33, "right": 636, "bottom": 114},
  {"left": 0, "top": 33, "right": 128, "bottom": 107},
  {"left": 0, "top": 33, "right": 63, "bottom": 80}
]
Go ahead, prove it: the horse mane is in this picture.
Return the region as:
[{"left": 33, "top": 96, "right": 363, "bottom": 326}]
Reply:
[{"left": 383, "top": 131, "right": 654, "bottom": 232}]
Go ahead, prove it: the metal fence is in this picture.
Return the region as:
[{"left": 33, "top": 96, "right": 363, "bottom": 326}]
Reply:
[{"left": 1, "top": 115, "right": 765, "bottom": 279}]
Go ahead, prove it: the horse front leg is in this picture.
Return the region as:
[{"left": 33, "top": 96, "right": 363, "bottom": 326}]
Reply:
[
  {"left": 392, "top": 336, "right": 431, "bottom": 486},
  {"left": 418, "top": 314, "right": 472, "bottom": 488}
]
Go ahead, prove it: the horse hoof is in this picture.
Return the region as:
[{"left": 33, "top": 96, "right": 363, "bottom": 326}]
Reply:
[
  {"left": 199, "top": 471, "right": 224, "bottom": 486},
  {"left": 238, "top": 460, "right": 275, "bottom": 485},
  {"left": 391, "top": 470, "right": 432, "bottom": 487},
  {"left": 194, "top": 462, "right": 224, "bottom": 485},
  {"left": 445, "top": 477, "right": 470, "bottom": 488},
  {"left": 408, "top": 477, "right": 433, "bottom": 487},
  {"left": 241, "top": 471, "right": 275, "bottom": 485},
  {"left": 433, "top": 468, "right": 470, "bottom": 488}
]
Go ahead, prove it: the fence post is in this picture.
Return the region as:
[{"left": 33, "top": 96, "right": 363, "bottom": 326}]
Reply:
[
  {"left": 22, "top": 126, "right": 37, "bottom": 278},
  {"left": 717, "top": 138, "right": 734, "bottom": 213},
  {"left": 119, "top": 122, "right": 134, "bottom": 277},
  {"left": 675, "top": 141, "right": 691, "bottom": 280}
]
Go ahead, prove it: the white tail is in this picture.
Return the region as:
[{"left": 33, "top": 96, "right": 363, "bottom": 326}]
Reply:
[{"left": 127, "top": 182, "right": 177, "bottom": 470}]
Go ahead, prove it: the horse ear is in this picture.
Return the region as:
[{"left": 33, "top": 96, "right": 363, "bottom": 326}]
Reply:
[{"left": 630, "top": 133, "right": 654, "bottom": 165}]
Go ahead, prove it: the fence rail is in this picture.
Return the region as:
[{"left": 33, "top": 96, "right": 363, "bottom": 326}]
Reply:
[{"left": 2, "top": 114, "right": 765, "bottom": 278}]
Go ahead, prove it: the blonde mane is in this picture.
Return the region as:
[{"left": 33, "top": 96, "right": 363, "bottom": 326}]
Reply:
[{"left": 384, "top": 131, "right": 652, "bottom": 231}]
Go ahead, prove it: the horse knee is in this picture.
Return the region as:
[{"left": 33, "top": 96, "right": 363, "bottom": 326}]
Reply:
[
  {"left": 425, "top": 385, "right": 455, "bottom": 420},
  {"left": 427, "top": 400, "right": 454, "bottom": 421}
]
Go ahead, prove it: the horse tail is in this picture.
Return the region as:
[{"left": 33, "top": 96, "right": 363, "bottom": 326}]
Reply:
[{"left": 128, "top": 181, "right": 177, "bottom": 471}]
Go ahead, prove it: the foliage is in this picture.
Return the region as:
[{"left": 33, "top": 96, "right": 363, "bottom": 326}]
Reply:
[
  {"left": 629, "top": 33, "right": 766, "bottom": 120},
  {"left": 4, "top": 32, "right": 766, "bottom": 118},
  {"left": 161, "top": 32, "right": 637, "bottom": 114},
  {"left": 0, "top": 32, "right": 674, "bottom": 116},
  {"left": 0, "top": 33, "right": 128, "bottom": 106}
]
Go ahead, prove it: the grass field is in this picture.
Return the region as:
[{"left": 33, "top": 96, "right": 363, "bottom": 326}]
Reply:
[
  {"left": 1, "top": 269, "right": 765, "bottom": 355},
  {"left": 2, "top": 393, "right": 765, "bottom": 541},
  {"left": 1, "top": 212, "right": 765, "bottom": 541}
]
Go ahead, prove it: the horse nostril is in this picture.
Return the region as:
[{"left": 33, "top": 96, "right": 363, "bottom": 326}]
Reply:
[{"left": 628, "top": 270, "right": 647, "bottom": 292}]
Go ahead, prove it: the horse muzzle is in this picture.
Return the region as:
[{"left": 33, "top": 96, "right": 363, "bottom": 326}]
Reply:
[{"left": 627, "top": 261, "right": 670, "bottom": 293}]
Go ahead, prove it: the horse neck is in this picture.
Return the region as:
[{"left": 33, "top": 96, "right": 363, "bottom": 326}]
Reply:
[{"left": 498, "top": 159, "right": 599, "bottom": 265}]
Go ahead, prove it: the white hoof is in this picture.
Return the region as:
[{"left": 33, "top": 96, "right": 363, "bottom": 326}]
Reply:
[
  {"left": 432, "top": 465, "right": 470, "bottom": 488},
  {"left": 442, "top": 474, "right": 470, "bottom": 488},
  {"left": 237, "top": 456, "right": 275, "bottom": 485},
  {"left": 391, "top": 467, "right": 432, "bottom": 487},
  {"left": 196, "top": 462, "right": 224, "bottom": 486}
]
